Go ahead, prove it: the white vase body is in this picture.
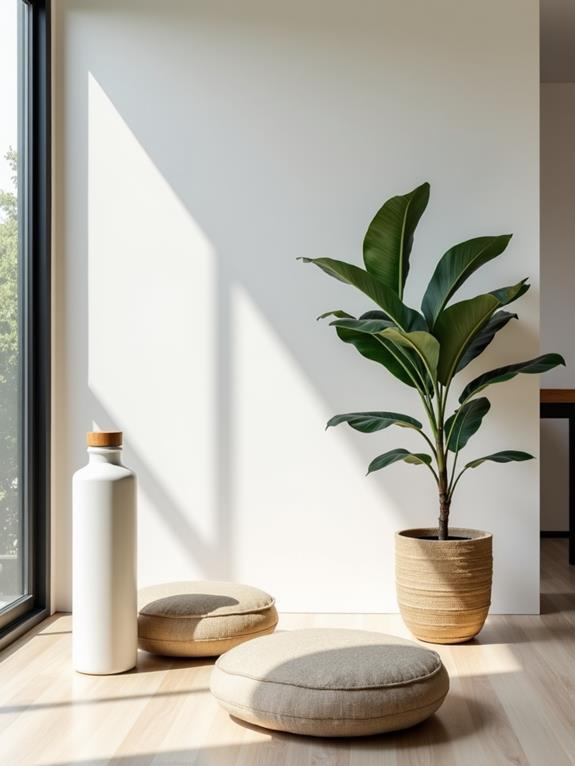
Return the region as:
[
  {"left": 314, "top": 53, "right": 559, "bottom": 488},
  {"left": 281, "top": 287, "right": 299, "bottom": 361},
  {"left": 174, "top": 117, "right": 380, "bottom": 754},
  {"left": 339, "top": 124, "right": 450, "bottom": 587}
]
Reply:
[{"left": 72, "top": 446, "right": 137, "bottom": 674}]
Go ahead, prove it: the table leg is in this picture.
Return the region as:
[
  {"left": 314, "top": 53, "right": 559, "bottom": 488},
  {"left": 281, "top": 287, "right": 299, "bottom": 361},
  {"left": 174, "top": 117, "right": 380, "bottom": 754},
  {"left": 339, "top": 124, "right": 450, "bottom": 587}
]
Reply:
[{"left": 570, "top": 416, "right": 575, "bottom": 565}]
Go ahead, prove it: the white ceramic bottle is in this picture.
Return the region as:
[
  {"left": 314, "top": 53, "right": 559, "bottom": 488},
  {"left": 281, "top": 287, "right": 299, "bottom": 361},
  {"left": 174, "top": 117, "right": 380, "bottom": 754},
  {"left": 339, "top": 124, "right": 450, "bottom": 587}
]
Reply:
[{"left": 72, "top": 430, "right": 137, "bottom": 674}]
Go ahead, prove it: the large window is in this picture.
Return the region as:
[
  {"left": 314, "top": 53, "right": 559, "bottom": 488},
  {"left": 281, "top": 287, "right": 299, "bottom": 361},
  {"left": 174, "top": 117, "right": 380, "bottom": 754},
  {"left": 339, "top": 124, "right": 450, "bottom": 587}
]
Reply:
[
  {"left": 0, "top": 0, "right": 50, "bottom": 647},
  {"left": 0, "top": 1, "right": 21, "bottom": 612}
]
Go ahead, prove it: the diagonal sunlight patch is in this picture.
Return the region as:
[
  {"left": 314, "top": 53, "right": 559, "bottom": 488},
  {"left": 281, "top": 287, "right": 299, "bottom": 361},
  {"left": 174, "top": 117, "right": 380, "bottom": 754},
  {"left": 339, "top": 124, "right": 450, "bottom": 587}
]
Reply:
[
  {"left": 87, "top": 74, "right": 217, "bottom": 582},
  {"left": 231, "top": 286, "right": 406, "bottom": 612}
]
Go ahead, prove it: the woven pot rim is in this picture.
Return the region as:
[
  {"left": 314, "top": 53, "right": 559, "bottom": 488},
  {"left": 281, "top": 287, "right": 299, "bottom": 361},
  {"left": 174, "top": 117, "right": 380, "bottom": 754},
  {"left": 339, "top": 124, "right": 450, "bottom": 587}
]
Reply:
[{"left": 396, "top": 527, "right": 492, "bottom": 543}]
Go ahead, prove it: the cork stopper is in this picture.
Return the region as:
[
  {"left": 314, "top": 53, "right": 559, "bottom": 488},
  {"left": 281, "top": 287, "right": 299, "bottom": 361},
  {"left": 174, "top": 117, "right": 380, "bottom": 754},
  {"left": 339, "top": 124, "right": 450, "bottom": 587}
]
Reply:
[{"left": 87, "top": 430, "right": 123, "bottom": 448}]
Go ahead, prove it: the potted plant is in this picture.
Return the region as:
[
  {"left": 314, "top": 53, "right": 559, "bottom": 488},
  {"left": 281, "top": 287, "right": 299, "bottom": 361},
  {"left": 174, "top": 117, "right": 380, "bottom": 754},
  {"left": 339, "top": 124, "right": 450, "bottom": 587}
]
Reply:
[{"left": 302, "top": 182, "right": 564, "bottom": 644}]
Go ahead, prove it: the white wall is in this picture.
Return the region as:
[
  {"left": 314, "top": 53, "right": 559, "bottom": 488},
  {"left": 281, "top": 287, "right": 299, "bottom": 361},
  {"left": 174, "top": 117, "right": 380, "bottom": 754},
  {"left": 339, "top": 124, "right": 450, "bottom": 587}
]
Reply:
[
  {"left": 53, "top": 0, "right": 541, "bottom": 613},
  {"left": 540, "top": 83, "right": 575, "bottom": 531}
]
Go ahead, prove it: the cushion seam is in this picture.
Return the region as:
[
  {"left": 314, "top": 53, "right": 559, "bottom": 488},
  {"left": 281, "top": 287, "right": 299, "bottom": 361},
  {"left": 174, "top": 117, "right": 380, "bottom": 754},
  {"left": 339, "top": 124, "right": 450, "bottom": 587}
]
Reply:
[
  {"left": 140, "top": 600, "right": 276, "bottom": 618},
  {"left": 139, "top": 621, "right": 278, "bottom": 644},
  {"left": 213, "top": 660, "right": 443, "bottom": 690},
  {"left": 211, "top": 690, "right": 448, "bottom": 722}
]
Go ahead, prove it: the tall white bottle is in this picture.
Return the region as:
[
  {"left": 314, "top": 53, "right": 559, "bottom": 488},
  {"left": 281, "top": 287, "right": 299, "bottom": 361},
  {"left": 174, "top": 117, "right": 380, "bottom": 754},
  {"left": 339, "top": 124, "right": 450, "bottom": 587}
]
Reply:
[{"left": 73, "top": 431, "right": 137, "bottom": 674}]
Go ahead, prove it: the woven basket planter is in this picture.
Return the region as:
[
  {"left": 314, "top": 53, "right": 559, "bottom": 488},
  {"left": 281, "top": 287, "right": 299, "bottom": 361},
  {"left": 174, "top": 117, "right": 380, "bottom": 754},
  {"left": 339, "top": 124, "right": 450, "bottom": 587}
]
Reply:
[{"left": 395, "top": 528, "right": 492, "bottom": 644}]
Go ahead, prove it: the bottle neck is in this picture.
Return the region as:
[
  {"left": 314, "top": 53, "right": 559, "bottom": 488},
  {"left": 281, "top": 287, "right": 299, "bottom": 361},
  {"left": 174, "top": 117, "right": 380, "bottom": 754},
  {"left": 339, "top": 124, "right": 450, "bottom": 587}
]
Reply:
[{"left": 87, "top": 447, "right": 123, "bottom": 465}]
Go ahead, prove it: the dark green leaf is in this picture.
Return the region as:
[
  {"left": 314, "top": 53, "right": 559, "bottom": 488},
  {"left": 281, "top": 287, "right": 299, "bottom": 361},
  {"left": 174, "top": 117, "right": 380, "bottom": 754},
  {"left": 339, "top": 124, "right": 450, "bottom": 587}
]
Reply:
[
  {"left": 327, "top": 411, "right": 423, "bottom": 433},
  {"left": 466, "top": 451, "right": 534, "bottom": 469},
  {"left": 300, "top": 257, "right": 426, "bottom": 331},
  {"left": 367, "top": 448, "right": 432, "bottom": 475},
  {"left": 445, "top": 398, "right": 490, "bottom": 452},
  {"left": 330, "top": 318, "right": 394, "bottom": 334},
  {"left": 422, "top": 234, "right": 512, "bottom": 327},
  {"left": 317, "top": 309, "right": 354, "bottom": 321},
  {"left": 455, "top": 310, "right": 517, "bottom": 373},
  {"left": 331, "top": 321, "right": 437, "bottom": 390},
  {"left": 459, "top": 353, "right": 566, "bottom": 403},
  {"left": 434, "top": 294, "right": 500, "bottom": 384},
  {"left": 360, "top": 310, "right": 390, "bottom": 320},
  {"left": 363, "top": 182, "right": 430, "bottom": 299},
  {"left": 335, "top": 326, "right": 421, "bottom": 390}
]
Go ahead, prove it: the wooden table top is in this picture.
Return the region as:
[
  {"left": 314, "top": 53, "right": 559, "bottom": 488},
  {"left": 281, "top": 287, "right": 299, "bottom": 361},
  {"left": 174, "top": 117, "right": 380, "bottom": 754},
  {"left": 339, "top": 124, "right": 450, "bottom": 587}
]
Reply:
[{"left": 541, "top": 389, "right": 575, "bottom": 404}]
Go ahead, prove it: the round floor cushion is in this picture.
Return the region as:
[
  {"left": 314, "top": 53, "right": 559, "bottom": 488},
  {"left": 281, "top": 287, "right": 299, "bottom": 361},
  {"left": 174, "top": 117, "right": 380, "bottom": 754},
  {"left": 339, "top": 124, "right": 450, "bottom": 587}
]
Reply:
[
  {"left": 210, "top": 628, "right": 449, "bottom": 737},
  {"left": 138, "top": 581, "right": 278, "bottom": 657}
]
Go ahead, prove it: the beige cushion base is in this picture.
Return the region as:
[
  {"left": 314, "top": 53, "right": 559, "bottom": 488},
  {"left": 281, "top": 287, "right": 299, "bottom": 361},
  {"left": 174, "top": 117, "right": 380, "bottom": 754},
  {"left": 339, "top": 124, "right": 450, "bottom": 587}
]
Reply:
[
  {"left": 138, "top": 581, "right": 278, "bottom": 657},
  {"left": 210, "top": 628, "right": 449, "bottom": 737}
]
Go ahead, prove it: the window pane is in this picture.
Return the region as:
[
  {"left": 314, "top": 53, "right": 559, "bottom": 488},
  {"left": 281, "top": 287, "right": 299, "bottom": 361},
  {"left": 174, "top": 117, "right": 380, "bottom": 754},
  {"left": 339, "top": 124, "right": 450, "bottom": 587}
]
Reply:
[{"left": 0, "top": 0, "right": 22, "bottom": 610}]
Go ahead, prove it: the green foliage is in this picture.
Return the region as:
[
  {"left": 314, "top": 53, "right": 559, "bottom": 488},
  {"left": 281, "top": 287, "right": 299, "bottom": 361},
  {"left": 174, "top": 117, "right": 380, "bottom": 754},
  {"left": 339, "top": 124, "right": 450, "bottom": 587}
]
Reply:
[
  {"left": 459, "top": 354, "right": 566, "bottom": 403},
  {"left": 363, "top": 182, "right": 429, "bottom": 298},
  {"left": 445, "top": 398, "right": 490, "bottom": 453},
  {"left": 326, "top": 412, "right": 423, "bottom": 433},
  {"left": 367, "top": 449, "right": 433, "bottom": 476},
  {"left": 465, "top": 451, "right": 534, "bottom": 469},
  {"left": 422, "top": 234, "right": 512, "bottom": 328},
  {"left": 0, "top": 148, "right": 19, "bottom": 557},
  {"left": 303, "top": 181, "right": 565, "bottom": 538},
  {"left": 299, "top": 257, "right": 425, "bottom": 331}
]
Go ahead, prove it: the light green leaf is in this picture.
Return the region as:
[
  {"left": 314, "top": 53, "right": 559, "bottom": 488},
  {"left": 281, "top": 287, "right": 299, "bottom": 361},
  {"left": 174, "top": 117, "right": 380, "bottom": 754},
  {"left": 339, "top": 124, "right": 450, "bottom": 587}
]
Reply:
[
  {"left": 300, "top": 257, "right": 426, "bottom": 331},
  {"left": 363, "top": 182, "right": 430, "bottom": 299},
  {"left": 434, "top": 294, "right": 500, "bottom": 384},
  {"left": 459, "top": 353, "right": 566, "bottom": 403},
  {"left": 367, "top": 448, "right": 432, "bottom": 475},
  {"left": 445, "top": 398, "right": 490, "bottom": 452},
  {"left": 466, "top": 451, "right": 534, "bottom": 469},
  {"left": 422, "top": 234, "right": 512, "bottom": 328},
  {"left": 381, "top": 328, "right": 440, "bottom": 379},
  {"left": 327, "top": 411, "right": 423, "bottom": 433},
  {"left": 489, "top": 279, "right": 530, "bottom": 306}
]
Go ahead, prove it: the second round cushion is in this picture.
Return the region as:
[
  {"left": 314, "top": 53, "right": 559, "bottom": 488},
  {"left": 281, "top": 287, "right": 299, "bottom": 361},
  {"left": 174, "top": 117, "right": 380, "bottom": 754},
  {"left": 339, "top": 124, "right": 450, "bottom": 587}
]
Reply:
[
  {"left": 210, "top": 628, "right": 449, "bottom": 736},
  {"left": 138, "top": 581, "right": 278, "bottom": 657}
]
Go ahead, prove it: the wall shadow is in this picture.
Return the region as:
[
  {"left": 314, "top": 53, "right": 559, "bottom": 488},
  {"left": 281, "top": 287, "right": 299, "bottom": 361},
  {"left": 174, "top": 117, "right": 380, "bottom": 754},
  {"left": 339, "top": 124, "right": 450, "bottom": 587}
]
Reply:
[{"left": 53, "top": 0, "right": 542, "bottom": 613}]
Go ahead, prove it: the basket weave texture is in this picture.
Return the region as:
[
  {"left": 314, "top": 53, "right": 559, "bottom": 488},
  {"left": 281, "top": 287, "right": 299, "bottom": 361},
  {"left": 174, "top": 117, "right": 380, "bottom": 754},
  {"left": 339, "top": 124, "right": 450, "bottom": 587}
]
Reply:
[{"left": 395, "top": 528, "right": 492, "bottom": 644}]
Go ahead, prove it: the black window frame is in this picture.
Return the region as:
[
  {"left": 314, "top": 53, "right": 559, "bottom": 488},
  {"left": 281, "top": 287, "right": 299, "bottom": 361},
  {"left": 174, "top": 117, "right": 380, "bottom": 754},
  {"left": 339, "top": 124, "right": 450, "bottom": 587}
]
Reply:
[{"left": 0, "top": 0, "right": 51, "bottom": 649}]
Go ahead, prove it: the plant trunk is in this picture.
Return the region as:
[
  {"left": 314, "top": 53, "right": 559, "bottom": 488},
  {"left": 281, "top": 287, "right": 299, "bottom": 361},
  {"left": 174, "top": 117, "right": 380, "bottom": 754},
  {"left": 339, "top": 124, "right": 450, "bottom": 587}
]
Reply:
[
  {"left": 438, "top": 489, "right": 450, "bottom": 540},
  {"left": 436, "top": 429, "right": 450, "bottom": 541}
]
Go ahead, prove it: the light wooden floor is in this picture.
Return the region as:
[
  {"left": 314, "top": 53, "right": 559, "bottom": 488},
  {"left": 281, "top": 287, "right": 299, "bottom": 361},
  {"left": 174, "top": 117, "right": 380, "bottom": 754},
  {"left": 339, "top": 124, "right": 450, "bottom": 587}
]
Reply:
[{"left": 1, "top": 539, "right": 574, "bottom": 766}]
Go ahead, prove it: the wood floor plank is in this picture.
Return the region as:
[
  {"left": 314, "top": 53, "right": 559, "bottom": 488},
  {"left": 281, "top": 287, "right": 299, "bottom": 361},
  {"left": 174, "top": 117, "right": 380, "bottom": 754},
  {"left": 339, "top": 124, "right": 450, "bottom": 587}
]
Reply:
[{"left": 1, "top": 540, "right": 574, "bottom": 765}]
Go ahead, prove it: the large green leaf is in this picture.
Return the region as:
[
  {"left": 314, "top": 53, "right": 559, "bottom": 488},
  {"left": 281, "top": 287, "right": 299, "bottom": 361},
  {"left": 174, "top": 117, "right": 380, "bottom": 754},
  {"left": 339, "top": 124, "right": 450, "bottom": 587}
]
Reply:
[
  {"left": 455, "top": 310, "right": 517, "bottom": 373},
  {"left": 330, "top": 317, "right": 394, "bottom": 334},
  {"left": 367, "top": 448, "right": 432, "bottom": 475},
  {"left": 489, "top": 279, "right": 529, "bottom": 306},
  {"left": 335, "top": 326, "right": 420, "bottom": 390},
  {"left": 434, "top": 294, "right": 500, "bottom": 384},
  {"left": 300, "top": 257, "right": 426, "bottom": 331},
  {"left": 422, "top": 234, "right": 512, "bottom": 328},
  {"left": 360, "top": 310, "right": 391, "bottom": 320},
  {"left": 445, "top": 397, "right": 490, "bottom": 452},
  {"left": 380, "top": 328, "right": 440, "bottom": 379},
  {"left": 363, "top": 182, "right": 430, "bottom": 299},
  {"left": 459, "top": 353, "right": 566, "bottom": 403},
  {"left": 466, "top": 451, "right": 533, "bottom": 469},
  {"left": 327, "top": 411, "right": 423, "bottom": 433},
  {"left": 331, "top": 320, "right": 436, "bottom": 390}
]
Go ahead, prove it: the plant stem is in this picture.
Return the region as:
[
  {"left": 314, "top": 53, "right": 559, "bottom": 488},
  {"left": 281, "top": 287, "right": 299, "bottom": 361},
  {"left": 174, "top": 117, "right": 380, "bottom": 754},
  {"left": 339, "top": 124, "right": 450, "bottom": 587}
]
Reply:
[
  {"left": 447, "top": 451, "right": 458, "bottom": 496},
  {"left": 448, "top": 467, "right": 467, "bottom": 503},
  {"left": 438, "top": 479, "right": 450, "bottom": 540},
  {"left": 435, "top": 384, "right": 450, "bottom": 540}
]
